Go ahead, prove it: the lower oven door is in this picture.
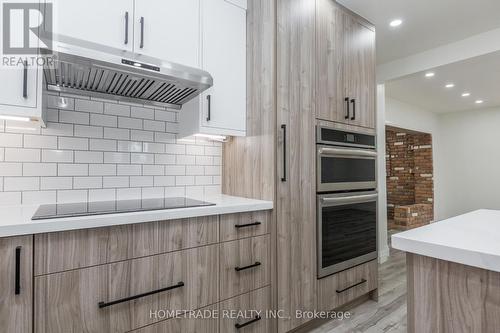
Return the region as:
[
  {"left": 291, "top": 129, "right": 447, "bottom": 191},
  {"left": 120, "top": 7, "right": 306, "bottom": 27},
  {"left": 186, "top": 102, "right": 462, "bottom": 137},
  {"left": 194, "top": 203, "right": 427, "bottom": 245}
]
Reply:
[{"left": 318, "top": 191, "right": 378, "bottom": 278}]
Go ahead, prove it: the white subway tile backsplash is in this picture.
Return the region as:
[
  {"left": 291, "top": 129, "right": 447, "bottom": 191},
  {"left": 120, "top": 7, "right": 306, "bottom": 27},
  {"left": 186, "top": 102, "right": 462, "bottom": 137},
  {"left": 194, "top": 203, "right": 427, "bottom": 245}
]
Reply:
[
  {"left": 0, "top": 133, "right": 23, "bottom": 147},
  {"left": 90, "top": 139, "right": 117, "bottom": 151},
  {"left": 0, "top": 163, "right": 22, "bottom": 176},
  {"left": 41, "top": 177, "right": 72, "bottom": 190},
  {"left": 23, "top": 163, "right": 57, "bottom": 176},
  {"left": 90, "top": 114, "right": 117, "bottom": 127},
  {"left": 59, "top": 110, "right": 90, "bottom": 125},
  {"left": 4, "top": 177, "right": 39, "bottom": 191},
  {"left": 42, "top": 150, "right": 73, "bottom": 163},
  {"left": 75, "top": 99, "right": 104, "bottom": 114},
  {"left": 74, "top": 125, "right": 103, "bottom": 138},
  {"left": 24, "top": 135, "right": 58, "bottom": 149},
  {"left": 0, "top": 92, "right": 221, "bottom": 204},
  {"left": 89, "top": 164, "right": 116, "bottom": 176},
  {"left": 58, "top": 137, "right": 89, "bottom": 150},
  {"left": 131, "top": 106, "right": 155, "bottom": 120}
]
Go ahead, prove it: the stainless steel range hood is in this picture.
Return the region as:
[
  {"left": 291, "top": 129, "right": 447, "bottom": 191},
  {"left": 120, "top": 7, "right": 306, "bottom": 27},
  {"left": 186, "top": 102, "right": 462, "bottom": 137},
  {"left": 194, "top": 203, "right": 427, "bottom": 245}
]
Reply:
[{"left": 41, "top": 36, "right": 212, "bottom": 110}]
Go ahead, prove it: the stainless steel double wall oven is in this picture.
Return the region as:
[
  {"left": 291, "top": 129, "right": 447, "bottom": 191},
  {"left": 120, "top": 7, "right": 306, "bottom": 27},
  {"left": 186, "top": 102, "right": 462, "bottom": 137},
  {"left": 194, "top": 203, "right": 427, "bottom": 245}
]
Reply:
[{"left": 316, "top": 126, "right": 378, "bottom": 278}]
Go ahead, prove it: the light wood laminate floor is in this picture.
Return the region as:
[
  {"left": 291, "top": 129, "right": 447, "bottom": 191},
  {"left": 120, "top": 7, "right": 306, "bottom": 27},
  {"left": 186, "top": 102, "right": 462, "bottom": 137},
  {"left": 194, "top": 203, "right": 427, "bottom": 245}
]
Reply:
[{"left": 312, "top": 235, "right": 407, "bottom": 333}]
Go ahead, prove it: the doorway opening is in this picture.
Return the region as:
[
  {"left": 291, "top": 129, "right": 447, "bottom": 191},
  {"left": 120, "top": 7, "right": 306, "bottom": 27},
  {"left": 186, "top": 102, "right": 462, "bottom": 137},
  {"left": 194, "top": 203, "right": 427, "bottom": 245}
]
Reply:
[{"left": 386, "top": 126, "right": 434, "bottom": 230}]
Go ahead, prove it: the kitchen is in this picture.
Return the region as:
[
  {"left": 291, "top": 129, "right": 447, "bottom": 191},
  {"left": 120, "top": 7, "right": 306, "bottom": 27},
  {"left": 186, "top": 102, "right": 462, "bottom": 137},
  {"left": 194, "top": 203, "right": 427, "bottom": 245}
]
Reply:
[{"left": 0, "top": 0, "right": 499, "bottom": 333}]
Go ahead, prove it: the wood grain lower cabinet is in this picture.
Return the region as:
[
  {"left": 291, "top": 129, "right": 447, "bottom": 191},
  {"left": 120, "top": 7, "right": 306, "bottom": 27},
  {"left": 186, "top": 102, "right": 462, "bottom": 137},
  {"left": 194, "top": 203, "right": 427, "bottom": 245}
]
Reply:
[
  {"left": 34, "top": 245, "right": 219, "bottom": 333},
  {"left": 0, "top": 236, "right": 33, "bottom": 333},
  {"left": 220, "top": 211, "right": 270, "bottom": 242},
  {"left": 317, "top": 260, "right": 378, "bottom": 311},
  {"left": 220, "top": 287, "right": 272, "bottom": 333},
  {"left": 220, "top": 235, "right": 270, "bottom": 300},
  {"left": 34, "top": 215, "right": 219, "bottom": 275},
  {"left": 129, "top": 304, "right": 219, "bottom": 333}
]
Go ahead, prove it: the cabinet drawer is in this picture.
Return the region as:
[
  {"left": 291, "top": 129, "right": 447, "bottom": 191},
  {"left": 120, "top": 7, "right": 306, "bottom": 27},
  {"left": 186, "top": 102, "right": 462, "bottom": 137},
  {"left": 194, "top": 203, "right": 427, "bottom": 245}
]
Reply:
[
  {"left": 35, "top": 245, "right": 219, "bottom": 333},
  {"left": 35, "top": 215, "right": 219, "bottom": 275},
  {"left": 220, "top": 211, "right": 270, "bottom": 242},
  {"left": 220, "top": 287, "right": 271, "bottom": 333},
  {"left": 220, "top": 235, "right": 270, "bottom": 300},
  {"left": 130, "top": 304, "right": 219, "bottom": 333},
  {"left": 318, "top": 260, "right": 377, "bottom": 310}
]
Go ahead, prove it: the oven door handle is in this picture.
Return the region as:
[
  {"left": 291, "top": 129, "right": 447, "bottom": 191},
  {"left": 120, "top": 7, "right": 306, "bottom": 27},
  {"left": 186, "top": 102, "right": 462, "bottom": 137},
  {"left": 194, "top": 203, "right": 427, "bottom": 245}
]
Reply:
[
  {"left": 318, "top": 147, "right": 377, "bottom": 157},
  {"left": 321, "top": 194, "right": 378, "bottom": 205}
]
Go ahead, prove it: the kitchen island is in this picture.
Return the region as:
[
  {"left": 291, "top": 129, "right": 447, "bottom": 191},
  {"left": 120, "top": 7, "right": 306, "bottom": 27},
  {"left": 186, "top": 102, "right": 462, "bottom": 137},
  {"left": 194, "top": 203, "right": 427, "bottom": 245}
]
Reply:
[{"left": 392, "top": 209, "right": 500, "bottom": 333}]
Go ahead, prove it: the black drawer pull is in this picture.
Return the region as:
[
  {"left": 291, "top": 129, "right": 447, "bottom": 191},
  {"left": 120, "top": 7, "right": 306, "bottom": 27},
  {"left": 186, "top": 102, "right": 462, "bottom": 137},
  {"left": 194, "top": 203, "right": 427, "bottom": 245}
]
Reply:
[
  {"left": 15, "top": 246, "right": 21, "bottom": 295},
  {"left": 235, "top": 261, "right": 261, "bottom": 272},
  {"left": 336, "top": 279, "right": 367, "bottom": 294},
  {"left": 235, "top": 315, "right": 262, "bottom": 329},
  {"left": 98, "top": 281, "right": 184, "bottom": 309},
  {"left": 235, "top": 222, "right": 262, "bottom": 229}
]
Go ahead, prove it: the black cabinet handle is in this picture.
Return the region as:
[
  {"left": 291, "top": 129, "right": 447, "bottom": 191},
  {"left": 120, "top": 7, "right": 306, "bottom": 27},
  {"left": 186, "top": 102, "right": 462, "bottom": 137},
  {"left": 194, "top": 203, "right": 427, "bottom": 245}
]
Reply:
[
  {"left": 281, "top": 124, "right": 286, "bottom": 182},
  {"left": 15, "top": 246, "right": 21, "bottom": 295},
  {"left": 350, "top": 99, "right": 356, "bottom": 120},
  {"left": 235, "top": 315, "right": 262, "bottom": 329},
  {"left": 98, "top": 281, "right": 184, "bottom": 309},
  {"left": 206, "top": 94, "right": 211, "bottom": 121},
  {"left": 124, "top": 12, "right": 129, "bottom": 45},
  {"left": 344, "top": 97, "right": 350, "bottom": 119},
  {"left": 139, "top": 17, "right": 145, "bottom": 49},
  {"left": 336, "top": 279, "right": 366, "bottom": 294},
  {"left": 235, "top": 222, "right": 261, "bottom": 229},
  {"left": 235, "top": 261, "right": 261, "bottom": 272},
  {"left": 22, "top": 61, "right": 28, "bottom": 98}
]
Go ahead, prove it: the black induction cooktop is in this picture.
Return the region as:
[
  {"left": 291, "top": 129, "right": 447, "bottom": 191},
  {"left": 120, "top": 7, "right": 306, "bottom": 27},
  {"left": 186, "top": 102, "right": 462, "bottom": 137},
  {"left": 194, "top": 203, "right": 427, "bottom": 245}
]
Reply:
[{"left": 32, "top": 197, "right": 215, "bottom": 220}]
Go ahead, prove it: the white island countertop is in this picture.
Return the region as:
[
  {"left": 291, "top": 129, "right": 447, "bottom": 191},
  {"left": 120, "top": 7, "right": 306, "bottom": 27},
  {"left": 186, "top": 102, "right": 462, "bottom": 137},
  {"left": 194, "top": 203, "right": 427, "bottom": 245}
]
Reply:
[
  {"left": 392, "top": 209, "right": 500, "bottom": 273},
  {"left": 0, "top": 194, "right": 273, "bottom": 237}
]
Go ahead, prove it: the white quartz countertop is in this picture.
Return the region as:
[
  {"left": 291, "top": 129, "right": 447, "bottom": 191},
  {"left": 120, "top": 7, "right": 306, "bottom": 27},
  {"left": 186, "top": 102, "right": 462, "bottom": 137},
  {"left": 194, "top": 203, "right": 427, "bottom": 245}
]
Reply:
[
  {"left": 0, "top": 195, "right": 273, "bottom": 237},
  {"left": 392, "top": 209, "right": 500, "bottom": 272}
]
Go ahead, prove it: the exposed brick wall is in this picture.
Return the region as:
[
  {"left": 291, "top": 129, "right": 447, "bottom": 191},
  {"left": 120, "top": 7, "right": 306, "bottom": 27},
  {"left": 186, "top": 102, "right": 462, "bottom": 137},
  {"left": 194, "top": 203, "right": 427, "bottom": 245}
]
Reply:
[
  {"left": 393, "top": 204, "right": 434, "bottom": 229},
  {"left": 386, "top": 128, "right": 434, "bottom": 228}
]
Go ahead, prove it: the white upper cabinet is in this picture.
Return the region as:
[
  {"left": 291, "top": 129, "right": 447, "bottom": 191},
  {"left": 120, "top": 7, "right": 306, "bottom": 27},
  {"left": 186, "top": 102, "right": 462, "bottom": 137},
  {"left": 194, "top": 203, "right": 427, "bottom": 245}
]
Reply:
[
  {"left": 134, "top": 0, "right": 200, "bottom": 68},
  {"left": 0, "top": 0, "right": 44, "bottom": 123},
  {"left": 49, "top": 0, "right": 134, "bottom": 51},
  {"left": 179, "top": 0, "right": 247, "bottom": 138}
]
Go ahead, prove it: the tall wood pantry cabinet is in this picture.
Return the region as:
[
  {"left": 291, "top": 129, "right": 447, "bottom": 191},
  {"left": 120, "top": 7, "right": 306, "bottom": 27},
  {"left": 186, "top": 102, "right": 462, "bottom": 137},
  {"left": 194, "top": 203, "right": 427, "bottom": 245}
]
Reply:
[{"left": 223, "top": 0, "right": 376, "bottom": 332}]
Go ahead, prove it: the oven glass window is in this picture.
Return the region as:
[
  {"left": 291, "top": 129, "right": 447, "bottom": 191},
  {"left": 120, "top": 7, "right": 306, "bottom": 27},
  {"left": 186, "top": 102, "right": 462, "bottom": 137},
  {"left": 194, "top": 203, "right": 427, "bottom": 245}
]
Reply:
[
  {"left": 321, "top": 157, "right": 375, "bottom": 183},
  {"left": 321, "top": 201, "right": 377, "bottom": 269}
]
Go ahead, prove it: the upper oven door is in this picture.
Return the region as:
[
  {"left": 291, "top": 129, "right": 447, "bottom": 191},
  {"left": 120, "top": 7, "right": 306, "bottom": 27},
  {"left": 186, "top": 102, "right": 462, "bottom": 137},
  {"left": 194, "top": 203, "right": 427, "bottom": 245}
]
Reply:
[{"left": 317, "top": 146, "right": 377, "bottom": 192}]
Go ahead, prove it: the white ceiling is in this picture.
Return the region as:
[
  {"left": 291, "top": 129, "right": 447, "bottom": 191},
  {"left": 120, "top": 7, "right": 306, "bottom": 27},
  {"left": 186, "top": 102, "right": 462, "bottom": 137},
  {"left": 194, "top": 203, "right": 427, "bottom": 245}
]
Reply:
[
  {"left": 337, "top": 0, "right": 500, "bottom": 64},
  {"left": 385, "top": 51, "right": 500, "bottom": 113}
]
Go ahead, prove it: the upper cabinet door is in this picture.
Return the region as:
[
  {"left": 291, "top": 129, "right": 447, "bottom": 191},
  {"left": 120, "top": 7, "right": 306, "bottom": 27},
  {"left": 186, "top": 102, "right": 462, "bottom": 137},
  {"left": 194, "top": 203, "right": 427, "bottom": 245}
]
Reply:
[
  {"left": 344, "top": 14, "right": 376, "bottom": 129},
  {"left": 201, "top": 0, "right": 246, "bottom": 133},
  {"left": 134, "top": 0, "right": 200, "bottom": 68},
  {"left": 316, "top": 0, "right": 346, "bottom": 123},
  {"left": 50, "top": 0, "right": 134, "bottom": 51}
]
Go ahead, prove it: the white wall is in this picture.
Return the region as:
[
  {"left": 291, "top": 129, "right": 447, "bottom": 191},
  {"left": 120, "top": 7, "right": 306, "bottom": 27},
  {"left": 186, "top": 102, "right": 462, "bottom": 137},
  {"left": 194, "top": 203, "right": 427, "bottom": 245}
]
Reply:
[{"left": 438, "top": 107, "right": 500, "bottom": 218}]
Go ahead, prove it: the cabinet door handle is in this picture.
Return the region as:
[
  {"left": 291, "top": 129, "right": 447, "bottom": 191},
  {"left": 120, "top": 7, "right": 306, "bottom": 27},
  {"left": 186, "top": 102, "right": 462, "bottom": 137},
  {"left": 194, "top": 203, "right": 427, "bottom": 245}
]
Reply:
[
  {"left": 281, "top": 124, "right": 287, "bottom": 182},
  {"left": 15, "top": 246, "right": 21, "bottom": 295},
  {"left": 235, "top": 315, "right": 262, "bottom": 329},
  {"left": 22, "top": 61, "right": 28, "bottom": 98},
  {"left": 124, "top": 12, "right": 129, "bottom": 45},
  {"left": 98, "top": 281, "right": 184, "bottom": 308},
  {"left": 351, "top": 99, "right": 356, "bottom": 120},
  {"left": 235, "top": 222, "right": 261, "bottom": 229},
  {"left": 139, "top": 17, "right": 145, "bottom": 49},
  {"left": 206, "top": 94, "right": 211, "bottom": 121},
  {"left": 235, "top": 261, "right": 261, "bottom": 272},
  {"left": 336, "top": 278, "right": 366, "bottom": 294},
  {"left": 344, "top": 97, "right": 350, "bottom": 119}
]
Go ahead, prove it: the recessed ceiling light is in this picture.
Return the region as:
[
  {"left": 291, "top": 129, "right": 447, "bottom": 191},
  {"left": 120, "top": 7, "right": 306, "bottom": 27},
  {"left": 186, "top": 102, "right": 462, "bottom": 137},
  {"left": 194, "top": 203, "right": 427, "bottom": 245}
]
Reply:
[
  {"left": 475, "top": 100, "right": 484, "bottom": 104},
  {"left": 461, "top": 92, "right": 470, "bottom": 97},
  {"left": 445, "top": 83, "right": 455, "bottom": 88},
  {"left": 390, "top": 19, "right": 403, "bottom": 27},
  {"left": 425, "top": 72, "right": 435, "bottom": 78}
]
